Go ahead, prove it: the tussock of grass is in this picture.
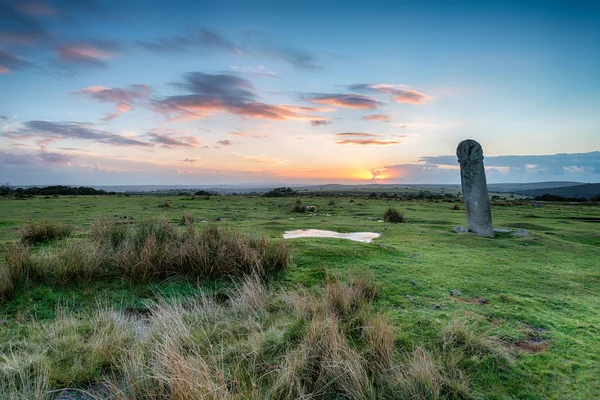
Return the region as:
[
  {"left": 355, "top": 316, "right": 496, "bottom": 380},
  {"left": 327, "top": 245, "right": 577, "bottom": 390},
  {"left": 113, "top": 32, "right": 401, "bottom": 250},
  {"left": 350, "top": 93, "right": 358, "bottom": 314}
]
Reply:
[
  {"left": 383, "top": 208, "right": 405, "bottom": 223},
  {"left": 0, "top": 273, "right": 509, "bottom": 398},
  {"left": 292, "top": 199, "right": 307, "bottom": 213},
  {"left": 180, "top": 210, "right": 194, "bottom": 226},
  {"left": 2, "top": 217, "right": 289, "bottom": 298},
  {"left": 20, "top": 220, "right": 72, "bottom": 244},
  {"left": 0, "top": 274, "right": 509, "bottom": 399},
  {"left": 0, "top": 242, "right": 30, "bottom": 300}
]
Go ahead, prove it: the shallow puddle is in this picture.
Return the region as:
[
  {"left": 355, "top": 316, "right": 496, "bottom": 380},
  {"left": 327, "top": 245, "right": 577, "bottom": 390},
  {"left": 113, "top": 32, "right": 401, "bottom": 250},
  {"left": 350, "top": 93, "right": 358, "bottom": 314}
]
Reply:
[{"left": 283, "top": 229, "right": 380, "bottom": 243}]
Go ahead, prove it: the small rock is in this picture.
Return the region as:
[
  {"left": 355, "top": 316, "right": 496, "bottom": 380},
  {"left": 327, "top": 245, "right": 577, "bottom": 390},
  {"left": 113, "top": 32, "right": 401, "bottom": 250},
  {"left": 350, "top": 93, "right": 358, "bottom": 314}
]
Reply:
[
  {"left": 409, "top": 253, "right": 420, "bottom": 259},
  {"left": 493, "top": 227, "right": 513, "bottom": 233},
  {"left": 411, "top": 280, "right": 420, "bottom": 286},
  {"left": 478, "top": 298, "right": 489, "bottom": 304},
  {"left": 434, "top": 303, "right": 441, "bottom": 309},
  {"left": 531, "top": 202, "right": 544, "bottom": 208},
  {"left": 450, "top": 290, "right": 462, "bottom": 297},
  {"left": 512, "top": 228, "right": 530, "bottom": 237},
  {"left": 452, "top": 226, "right": 468, "bottom": 234}
]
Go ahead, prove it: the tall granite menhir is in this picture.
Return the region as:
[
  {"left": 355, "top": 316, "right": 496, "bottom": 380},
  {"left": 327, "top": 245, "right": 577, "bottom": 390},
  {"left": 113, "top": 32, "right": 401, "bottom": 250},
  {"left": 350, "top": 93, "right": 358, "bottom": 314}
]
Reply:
[{"left": 457, "top": 139, "right": 494, "bottom": 237}]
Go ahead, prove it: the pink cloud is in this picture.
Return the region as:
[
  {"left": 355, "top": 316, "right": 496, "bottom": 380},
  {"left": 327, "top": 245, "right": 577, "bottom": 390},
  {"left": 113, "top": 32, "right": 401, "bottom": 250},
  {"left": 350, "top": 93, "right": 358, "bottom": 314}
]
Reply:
[
  {"left": 362, "top": 114, "right": 390, "bottom": 122},
  {"left": 74, "top": 84, "right": 151, "bottom": 121},
  {"left": 335, "top": 139, "right": 402, "bottom": 146}
]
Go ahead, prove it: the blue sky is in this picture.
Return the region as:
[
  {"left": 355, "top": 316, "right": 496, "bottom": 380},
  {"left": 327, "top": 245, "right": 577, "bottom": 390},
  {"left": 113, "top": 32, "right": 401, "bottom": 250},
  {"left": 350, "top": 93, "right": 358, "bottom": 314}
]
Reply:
[{"left": 1, "top": 0, "right": 599, "bottom": 185}]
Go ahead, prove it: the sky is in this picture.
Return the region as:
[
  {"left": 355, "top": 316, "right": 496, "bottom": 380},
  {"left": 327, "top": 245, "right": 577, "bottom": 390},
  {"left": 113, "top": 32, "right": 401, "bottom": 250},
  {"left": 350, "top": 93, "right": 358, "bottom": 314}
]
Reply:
[{"left": 1, "top": 0, "right": 599, "bottom": 186}]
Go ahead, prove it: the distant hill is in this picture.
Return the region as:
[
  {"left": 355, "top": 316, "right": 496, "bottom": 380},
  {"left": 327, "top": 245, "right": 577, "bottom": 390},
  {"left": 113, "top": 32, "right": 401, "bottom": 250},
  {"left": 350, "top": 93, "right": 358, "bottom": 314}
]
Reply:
[
  {"left": 515, "top": 183, "right": 600, "bottom": 200},
  {"left": 487, "top": 181, "right": 583, "bottom": 193}
]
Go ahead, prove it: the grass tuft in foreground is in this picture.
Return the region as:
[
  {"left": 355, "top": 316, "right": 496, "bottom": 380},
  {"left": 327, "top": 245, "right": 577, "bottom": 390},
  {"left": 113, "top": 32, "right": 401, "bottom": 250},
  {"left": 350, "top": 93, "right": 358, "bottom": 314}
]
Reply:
[{"left": 0, "top": 274, "right": 509, "bottom": 399}]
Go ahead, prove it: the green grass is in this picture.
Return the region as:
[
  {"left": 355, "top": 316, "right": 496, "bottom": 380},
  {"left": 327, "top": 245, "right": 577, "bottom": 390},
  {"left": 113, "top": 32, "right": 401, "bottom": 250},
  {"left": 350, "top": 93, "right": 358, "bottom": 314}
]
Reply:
[{"left": 1, "top": 194, "right": 600, "bottom": 398}]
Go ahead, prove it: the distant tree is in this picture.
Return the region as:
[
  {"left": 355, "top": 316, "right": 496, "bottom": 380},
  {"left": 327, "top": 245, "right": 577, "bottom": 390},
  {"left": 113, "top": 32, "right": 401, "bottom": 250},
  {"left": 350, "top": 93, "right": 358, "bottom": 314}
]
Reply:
[{"left": 264, "top": 187, "right": 297, "bottom": 197}]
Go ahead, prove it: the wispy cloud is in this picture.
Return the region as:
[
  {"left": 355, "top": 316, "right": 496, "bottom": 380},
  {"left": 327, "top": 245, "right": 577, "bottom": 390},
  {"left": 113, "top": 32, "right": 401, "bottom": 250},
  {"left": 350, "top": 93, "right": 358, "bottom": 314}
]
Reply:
[
  {"left": 73, "top": 84, "right": 151, "bottom": 120},
  {"left": 362, "top": 114, "right": 390, "bottom": 122},
  {"left": 153, "top": 72, "right": 324, "bottom": 121},
  {"left": 335, "top": 139, "right": 402, "bottom": 146},
  {"left": 334, "top": 132, "right": 381, "bottom": 137},
  {"left": 5, "top": 120, "right": 152, "bottom": 147},
  {"left": 38, "top": 145, "right": 73, "bottom": 164},
  {"left": 139, "top": 28, "right": 319, "bottom": 70},
  {"left": 181, "top": 158, "right": 197, "bottom": 163},
  {"left": 55, "top": 40, "right": 120, "bottom": 68},
  {"left": 0, "top": 49, "right": 32, "bottom": 73},
  {"left": 303, "top": 93, "right": 381, "bottom": 109},
  {"left": 348, "top": 84, "right": 431, "bottom": 104},
  {"left": 146, "top": 131, "right": 199, "bottom": 148},
  {"left": 310, "top": 119, "right": 331, "bottom": 126}
]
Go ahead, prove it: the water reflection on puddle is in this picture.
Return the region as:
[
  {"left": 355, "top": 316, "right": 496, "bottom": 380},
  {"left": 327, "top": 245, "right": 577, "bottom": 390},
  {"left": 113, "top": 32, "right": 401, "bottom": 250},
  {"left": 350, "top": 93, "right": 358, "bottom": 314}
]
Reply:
[{"left": 283, "top": 229, "right": 380, "bottom": 243}]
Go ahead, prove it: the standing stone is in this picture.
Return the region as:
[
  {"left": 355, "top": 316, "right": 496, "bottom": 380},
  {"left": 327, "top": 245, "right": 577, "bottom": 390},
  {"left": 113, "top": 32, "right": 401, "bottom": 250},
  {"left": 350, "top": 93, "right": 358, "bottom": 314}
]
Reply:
[{"left": 457, "top": 139, "right": 494, "bottom": 237}]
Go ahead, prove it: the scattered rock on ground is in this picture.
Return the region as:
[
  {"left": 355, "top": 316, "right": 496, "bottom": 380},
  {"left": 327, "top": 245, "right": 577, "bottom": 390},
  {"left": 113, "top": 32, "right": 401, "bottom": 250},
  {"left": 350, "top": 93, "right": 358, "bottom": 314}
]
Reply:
[
  {"left": 512, "top": 228, "right": 530, "bottom": 237},
  {"left": 450, "top": 289, "right": 462, "bottom": 297},
  {"left": 452, "top": 226, "right": 469, "bottom": 233},
  {"left": 411, "top": 280, "right": 420, "bottom": 286},
  {"left": 493, "top": 227, "right": 513, "bottom": 233}
]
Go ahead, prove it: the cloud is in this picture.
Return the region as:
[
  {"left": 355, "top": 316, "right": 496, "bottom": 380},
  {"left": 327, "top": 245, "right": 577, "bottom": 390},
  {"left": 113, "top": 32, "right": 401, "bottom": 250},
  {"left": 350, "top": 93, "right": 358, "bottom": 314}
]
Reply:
[
  {"left": 335, "top": 139, "right": 402, "bottom": 146},
  {"left": 228, "top": 65, "right": 277, "bottom": 78},
  {"left": 362, "top": 114, "right": 390, "bottom": 122},
  {"left": 181, "top": 158, "right": 197, "bottom": 163},
  {"left": 146, "top": 131, "right": 199, "bottom": 148},
  {"left": 334, "top": 132, "right": 381, "bottom": 137},
  {"left": 73, "top": 84, "right": 151, "bottom": 120},
  {"left": 56, "top": 40, "right": 120, "bottom": 68},
  {"left": 348, "top": 84, "right": 431, "bottom": 104},
  {"left": 0, "top": 1, "right": 47, "bottom": 44},
  {"left": 0, "top": 49, "right": 32, "bottom": 72},
  {"left": 5, "top": 120, "right": 152, "bottom": 147},
  {"left": 153, "top": 72, "right": 323, "bottom": 121},
  {"left": 0, "top": 150, "right": 35, "bottom": 164},
  {"left": 38, "top": 145, "right": 73, "bottom": 164},
  {"left": 303, "top": 93, "right": 381, "bottom": 109},
  {"left": 310, "top": 119, "right": 331, "bottom": 126},
  {"left": 420, "top": 151, "right": 600, "bottom": 175},
  {"left": 139, "top": 28, "right": 319, "bottom": 70},
  {"left": 139, "top": 28, "right": 242, "bottom": 54},
  {"left": 217, "top": 140, "right": 234, "bottom": 146}
]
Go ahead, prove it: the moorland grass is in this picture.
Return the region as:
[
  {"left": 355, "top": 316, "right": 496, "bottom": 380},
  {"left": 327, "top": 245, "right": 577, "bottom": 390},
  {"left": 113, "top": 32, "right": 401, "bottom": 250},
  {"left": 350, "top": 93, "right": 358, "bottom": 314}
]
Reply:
[
  {"left": 0, "top": 194, "right": 599, "bottom": 398},
  {"left": 0, "top": 274, "right": 507, "bottom": 399},
  {"left": 3, "top": 216, "right": 290, "bottom": 288},
  {"left": 19, "top": 219, "right": 72, "bottom": 244}
]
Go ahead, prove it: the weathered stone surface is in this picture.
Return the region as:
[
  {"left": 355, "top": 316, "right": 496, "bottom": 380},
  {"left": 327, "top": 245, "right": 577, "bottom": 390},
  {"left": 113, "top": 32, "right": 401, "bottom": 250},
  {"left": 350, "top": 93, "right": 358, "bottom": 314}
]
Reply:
[
  {"left": 493, "top": 227, "right": 513, "bottom": 233},
  {"left": 450, "top": 290, "right": 462, "bottom": 297},
  {"left": 512, "top": 228, "right": 530, "bottom": 237},
  {"left": 457, "top": 139, "right": 494, "bottom": 237},
  {"left": 452, "top": 226, "right": 469, "bottom": 233}
]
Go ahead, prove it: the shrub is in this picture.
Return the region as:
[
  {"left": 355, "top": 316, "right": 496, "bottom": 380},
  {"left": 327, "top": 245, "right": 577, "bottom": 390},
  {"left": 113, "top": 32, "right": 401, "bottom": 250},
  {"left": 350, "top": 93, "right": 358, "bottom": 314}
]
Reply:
[
  {"left": 328, "top": 199, "right": 336, "bottom": 206},
  {"left": 383, "top": 208, "right": 405, "bottom": 223},
  {"left": 292, "top": 199, "right": 307, "bottom": 213},
  {"left": 264, "top": 187, "right": 297, "bottom": 197},
  {"left": 20, "top": 220, "right": 72, "bottom": 244},
  {"left": 450, "top": 204, "right": 460, "bottom": 211}
]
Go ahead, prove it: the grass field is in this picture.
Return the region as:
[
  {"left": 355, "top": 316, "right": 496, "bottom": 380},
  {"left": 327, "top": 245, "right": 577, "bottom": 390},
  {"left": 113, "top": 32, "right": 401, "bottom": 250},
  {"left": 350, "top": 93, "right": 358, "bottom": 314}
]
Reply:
[{"left": 1, "top": 194, "right": 599, "bottom": 399}]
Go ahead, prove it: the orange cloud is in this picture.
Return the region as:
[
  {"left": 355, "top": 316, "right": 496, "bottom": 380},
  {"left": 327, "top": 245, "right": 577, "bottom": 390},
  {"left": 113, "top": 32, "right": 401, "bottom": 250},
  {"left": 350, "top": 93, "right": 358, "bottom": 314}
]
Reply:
[
  {"left": 335, "top": 139, "right": 402, "bottom": 146},
  {"left": 307, "top": 94, "right": 380, "bottom": 109}
]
